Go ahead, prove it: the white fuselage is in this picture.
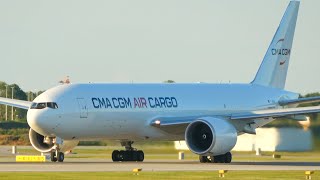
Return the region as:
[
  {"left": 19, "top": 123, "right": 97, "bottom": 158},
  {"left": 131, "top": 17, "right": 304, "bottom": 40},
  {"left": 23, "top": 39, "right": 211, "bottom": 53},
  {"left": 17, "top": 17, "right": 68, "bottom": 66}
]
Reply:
[{"left": 27, "top": 83, "right": 298, "bottom": 141}]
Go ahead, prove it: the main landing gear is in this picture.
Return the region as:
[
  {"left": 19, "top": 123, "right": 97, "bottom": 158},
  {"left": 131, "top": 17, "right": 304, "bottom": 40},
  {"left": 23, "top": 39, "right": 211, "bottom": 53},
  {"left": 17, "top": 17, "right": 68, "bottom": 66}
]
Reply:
[
  {"left": 50, "top": 150, "right": 64, "bottom": 162},
  {"left": 199, "top": 152, "right": 232, "bottom": 163},
  {"left": 112, "top": 141, "right": 144, "bottom": 162}
]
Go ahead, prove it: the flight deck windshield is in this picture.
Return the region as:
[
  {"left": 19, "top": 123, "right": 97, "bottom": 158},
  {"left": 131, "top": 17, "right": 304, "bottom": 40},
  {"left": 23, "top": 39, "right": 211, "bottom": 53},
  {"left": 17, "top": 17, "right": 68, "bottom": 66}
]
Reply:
[{"left": 31, "top": 102, "right": 58, "bottom": 109}]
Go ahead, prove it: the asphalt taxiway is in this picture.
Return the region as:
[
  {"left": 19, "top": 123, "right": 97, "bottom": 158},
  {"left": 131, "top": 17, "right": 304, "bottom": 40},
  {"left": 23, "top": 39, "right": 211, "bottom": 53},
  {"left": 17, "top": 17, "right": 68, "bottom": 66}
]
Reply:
[
  {"left": 0, "top": 160, "right": 319, "bottom": 172},
  {"left": 0, "top": 146, "right": 319, "bottom": 172}
]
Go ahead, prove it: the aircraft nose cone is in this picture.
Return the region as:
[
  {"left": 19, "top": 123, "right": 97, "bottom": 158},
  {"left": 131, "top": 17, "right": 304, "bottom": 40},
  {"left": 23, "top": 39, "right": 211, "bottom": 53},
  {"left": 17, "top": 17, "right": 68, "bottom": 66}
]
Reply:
[{"left": 27, "top": 110, "right": 51, "bottom": 136}]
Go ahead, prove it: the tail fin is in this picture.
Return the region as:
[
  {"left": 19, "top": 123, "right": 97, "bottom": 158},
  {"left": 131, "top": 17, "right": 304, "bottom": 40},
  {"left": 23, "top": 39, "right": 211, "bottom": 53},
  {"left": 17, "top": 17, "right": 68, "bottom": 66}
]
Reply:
[{"left": 251, "top": 1, "right": 300, "bottom": 89}]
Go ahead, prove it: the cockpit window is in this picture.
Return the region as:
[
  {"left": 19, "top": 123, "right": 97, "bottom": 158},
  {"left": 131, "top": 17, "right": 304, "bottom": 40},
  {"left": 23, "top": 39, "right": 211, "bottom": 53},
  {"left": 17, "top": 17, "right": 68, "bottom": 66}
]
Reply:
[
  {"left": 38, "top": 103, "right": 46, "bottom": 109},
  {"left": 31, "top": 103, "right": 38, "bottom": 109},
  {"left": 30, "top": 102, "right": 58, "bottom": 109},
  {"left": 47, "top": 102, "right": 58, "bottom": 109}
]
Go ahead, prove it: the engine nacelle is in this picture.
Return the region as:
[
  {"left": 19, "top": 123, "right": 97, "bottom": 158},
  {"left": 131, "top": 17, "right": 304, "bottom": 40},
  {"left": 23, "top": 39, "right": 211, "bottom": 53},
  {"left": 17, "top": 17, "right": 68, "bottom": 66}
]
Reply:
[
  {"left": 185, "top": 117, "right": 237, "bottom": 156},
  {"left": 29, "top": 128, "right": 79, "bottom": 153}
]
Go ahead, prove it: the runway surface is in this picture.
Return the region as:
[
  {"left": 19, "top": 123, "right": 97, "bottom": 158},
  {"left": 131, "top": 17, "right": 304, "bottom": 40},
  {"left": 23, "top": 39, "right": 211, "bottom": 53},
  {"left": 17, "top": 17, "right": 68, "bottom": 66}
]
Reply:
[
  {"left": 0, "top": 146, "right": 319, "bottom": 172},
  {"left": 0, "top": 160, "right": 319, "bottom": 172}
]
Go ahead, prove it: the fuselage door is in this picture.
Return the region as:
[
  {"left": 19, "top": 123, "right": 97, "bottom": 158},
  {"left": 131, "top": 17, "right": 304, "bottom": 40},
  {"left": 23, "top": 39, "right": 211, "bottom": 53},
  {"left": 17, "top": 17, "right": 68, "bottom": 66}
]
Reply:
[{"left": 77, "top": 98, "right": 88, "bottom": 118}]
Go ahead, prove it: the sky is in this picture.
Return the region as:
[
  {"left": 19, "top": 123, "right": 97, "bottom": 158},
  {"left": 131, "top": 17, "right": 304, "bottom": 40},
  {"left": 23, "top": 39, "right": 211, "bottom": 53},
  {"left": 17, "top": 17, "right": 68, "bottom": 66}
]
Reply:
[{"left": 0, "top": 0, "right": 319, "bottom": 94}]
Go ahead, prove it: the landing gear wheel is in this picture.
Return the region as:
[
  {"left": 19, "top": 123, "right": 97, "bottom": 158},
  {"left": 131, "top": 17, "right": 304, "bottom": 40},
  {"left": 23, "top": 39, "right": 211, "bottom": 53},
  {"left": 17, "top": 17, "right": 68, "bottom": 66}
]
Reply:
[
  {"left": 199, "top": 156, "right": 209, "bottom": 163},
  {"left": 214, "top": 155, "right": 225, "bottom": 163},
  {"left": 132, "top": 151, "right": 138, "bottom": 161},
  {"left": 111, "top": 150, "right": 144, "bottom": 162},
  {"left": 211, "top": 152, "right": 232, "bottom": 163},
  {"left": 112, "top": 141, "right": 145, "bottom": 162},
  {"left": 225, "top": 152, "right": 232, "bottom": 163},
  {"left": 123, "top": 151, "right": 130, "bottom": 161},
  {"left": 112, "top": 150, "right": 120, "bottom": 162},
  {"left": 57, "top": 152, "right": 64, "bottom": 162},
  {"left": 50, "top": 151, "right": 57, "bottom": 162},
  {"left": 137, "top": 150, "right": 144, "bottom": 162},
  {"left": 209, "top": 156, "right": 216, "bottom": 163},
  {"left": 119, "top": 150, "right": 125, "bottom": 161}
]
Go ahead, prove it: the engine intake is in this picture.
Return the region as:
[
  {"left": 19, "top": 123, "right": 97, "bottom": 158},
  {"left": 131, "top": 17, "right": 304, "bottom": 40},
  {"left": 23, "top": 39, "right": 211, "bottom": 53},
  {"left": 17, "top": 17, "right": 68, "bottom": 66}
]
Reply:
[
  {"left": 29, "top": 128, "right": 79, "bottom": 153},
  {"left": 185, "top": 117, "right": 237, "bottom": 156}
]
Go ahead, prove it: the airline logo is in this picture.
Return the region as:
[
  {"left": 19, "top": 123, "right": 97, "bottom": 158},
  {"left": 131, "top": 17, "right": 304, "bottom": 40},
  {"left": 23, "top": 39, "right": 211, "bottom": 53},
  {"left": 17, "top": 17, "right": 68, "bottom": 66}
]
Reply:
[
  {"left": 271, "top": 38, "right": 291, "bottom": 56},
  {"left": 92, "top": 97, "right": 178, "bottom": 109},
  {"left": 276, "top": 38, "right": 285, "bottom": 44},
  {"left": 280, "top": 60, "right": 286, "bottom": 66}
]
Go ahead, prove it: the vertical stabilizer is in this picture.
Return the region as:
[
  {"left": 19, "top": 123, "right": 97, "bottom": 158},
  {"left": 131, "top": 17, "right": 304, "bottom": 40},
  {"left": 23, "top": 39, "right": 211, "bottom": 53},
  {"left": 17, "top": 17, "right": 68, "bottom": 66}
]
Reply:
[{"left": 252, "top": 1, "right": 300, "bottom": 89}]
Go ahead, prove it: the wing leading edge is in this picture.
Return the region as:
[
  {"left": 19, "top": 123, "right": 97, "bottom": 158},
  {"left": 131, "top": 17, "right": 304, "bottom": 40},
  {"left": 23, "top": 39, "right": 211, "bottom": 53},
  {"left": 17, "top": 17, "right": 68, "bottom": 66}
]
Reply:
[
  {"left": 0, "top": 97, "right": 31, "bottom": 110},
  {"left": 278, "top": 96, "right": 320, "bottom": 106},
  {"left": 230, "top": 106, "right": 320, "bottom": 120},
  {"left": 150, "top": 117, "right": 195, "bottom": 135}
]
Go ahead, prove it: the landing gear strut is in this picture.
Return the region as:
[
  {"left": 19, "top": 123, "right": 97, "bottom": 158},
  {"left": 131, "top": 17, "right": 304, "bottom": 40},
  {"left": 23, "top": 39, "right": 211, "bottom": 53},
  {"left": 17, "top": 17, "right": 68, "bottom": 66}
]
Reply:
[
  {"left": 112, "top": 141, "right": 144, "bottom": 162},
  {"left": 51, "top": 150, "right": 64, "bottom": 162},
  {"left": 199, "top": 152, "right": 232, "bottom": 163}
]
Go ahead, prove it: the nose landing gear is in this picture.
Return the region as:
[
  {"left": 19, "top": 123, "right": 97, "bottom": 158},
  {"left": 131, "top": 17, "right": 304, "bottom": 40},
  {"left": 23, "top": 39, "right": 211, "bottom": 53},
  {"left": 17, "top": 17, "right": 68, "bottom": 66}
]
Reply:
[{"left": 50, "top": 150, "right": 64, "bottom": 162}]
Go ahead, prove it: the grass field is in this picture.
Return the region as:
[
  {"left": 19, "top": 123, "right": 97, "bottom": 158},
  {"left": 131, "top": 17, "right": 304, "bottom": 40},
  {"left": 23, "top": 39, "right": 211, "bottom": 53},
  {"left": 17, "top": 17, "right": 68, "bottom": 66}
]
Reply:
[{"left": 0, "top": 171, "right": 317, "bottom": 180}]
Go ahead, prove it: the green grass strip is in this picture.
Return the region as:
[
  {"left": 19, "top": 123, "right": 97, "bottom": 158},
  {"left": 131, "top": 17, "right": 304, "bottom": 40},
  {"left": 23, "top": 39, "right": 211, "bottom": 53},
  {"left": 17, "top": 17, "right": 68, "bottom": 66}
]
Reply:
[{"left": 0, "top": 171, "right": 318, "bottom": 180}]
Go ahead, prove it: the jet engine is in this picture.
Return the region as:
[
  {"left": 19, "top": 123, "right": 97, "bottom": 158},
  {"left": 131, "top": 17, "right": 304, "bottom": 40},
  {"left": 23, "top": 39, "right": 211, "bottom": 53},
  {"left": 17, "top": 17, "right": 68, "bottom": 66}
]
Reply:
[
  {"left": 185, "top": 117, "right": 237, "bottom": 156},
  {"left": 29, "top": 128, "right": 79, "bottom": 153}
]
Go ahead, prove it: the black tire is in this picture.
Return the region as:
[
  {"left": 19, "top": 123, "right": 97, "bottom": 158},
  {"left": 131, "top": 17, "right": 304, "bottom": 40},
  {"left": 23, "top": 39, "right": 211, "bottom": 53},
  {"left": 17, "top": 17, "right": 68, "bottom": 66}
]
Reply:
[
  {"left": 119, "top": 150, "right": 125, "bottom": 161},
  {"left": 132, "top": 151, "right": 138, "bottom": 161},
  {"left": 213, "top": 156, "right": 219, "bottom": 163},
  {"left": 112, "top": 150, "right": 120, "bottom": 162},
  {"left": 199, "top": 156, "right": 209, "bottom": 163},
  {"left": 51, "top": 151, "right": 57, "bottom": 162},
  {"left": 225, "top": 152, "right": 232, "bottom": 163},
  {"left": 209, "top": 156, "right": 215, "bottom": 163},
  {"left": 123, "top": 151, "right": 130, "bottom": 161},
  {"left": 213, "top": 155, "right": 225, "bottom": 163},
  {"left": 137, "top": 150, "right": 144, "bottom": 162},
  {"left": 57, "top": 152, "right": 64, "bottom": 162}
]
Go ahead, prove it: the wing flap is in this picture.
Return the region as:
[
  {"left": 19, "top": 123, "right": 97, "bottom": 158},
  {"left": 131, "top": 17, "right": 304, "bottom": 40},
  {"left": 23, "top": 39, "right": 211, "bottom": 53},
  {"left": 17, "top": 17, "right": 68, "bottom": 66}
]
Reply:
[{"left": 0, "top": 97, "right": 31, "bottom": 110}]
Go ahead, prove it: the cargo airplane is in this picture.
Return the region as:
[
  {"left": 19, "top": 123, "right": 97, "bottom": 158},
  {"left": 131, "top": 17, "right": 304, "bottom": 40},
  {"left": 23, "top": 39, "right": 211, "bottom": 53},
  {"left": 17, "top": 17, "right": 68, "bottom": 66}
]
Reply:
[{"left": 0, "top": 0, "right": 319, "bottom": 163}]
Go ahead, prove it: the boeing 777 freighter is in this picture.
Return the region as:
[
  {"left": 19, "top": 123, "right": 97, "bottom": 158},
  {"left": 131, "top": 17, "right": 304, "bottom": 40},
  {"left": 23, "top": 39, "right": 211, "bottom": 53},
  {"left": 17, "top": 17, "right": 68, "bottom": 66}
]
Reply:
[{"left": 0, "top": 1, "right": 319, "bottom": 163}]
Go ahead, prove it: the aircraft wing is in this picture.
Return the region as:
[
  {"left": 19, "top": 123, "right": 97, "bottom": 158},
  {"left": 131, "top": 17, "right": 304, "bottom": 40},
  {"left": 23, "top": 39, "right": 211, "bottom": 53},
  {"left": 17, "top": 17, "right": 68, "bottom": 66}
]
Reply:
[
  {"left": 0, "top": 97, "right": 31, "bottom": 110},
  {"left": 150, "top": 117, "right": 195, "bottom": 135},
  {"left": 230, "top": 106, "right": 320, "bottom": 120},
  {"left": 278, "top": 96, "right": 320, "bottom": 106},
  {"left": 150, "top": 106, "right": 320, "bottom": 135}
]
